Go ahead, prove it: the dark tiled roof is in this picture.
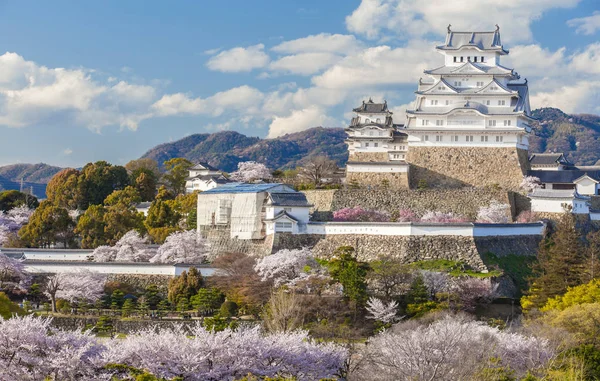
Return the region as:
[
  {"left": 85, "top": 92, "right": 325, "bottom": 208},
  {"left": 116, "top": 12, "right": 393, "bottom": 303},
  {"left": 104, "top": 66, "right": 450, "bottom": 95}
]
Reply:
[
  {"left": 190, "top": 162, "right": 219, "bottom": 171},
  {"left": 202, "top": 183, "right": 295, "bottom": 194},
  {"left": 353, "top": 99, "right": 390, "bottom": 113},
  {"left": 265, "top": 210, "right": 299, "bottom": 223},
  {"left": 268, "top": 192, "right": 310, "bottom": 207},
  {"left": 437, "top": 29, "right": 506, "bottom": 53},
  {"left": 187, "top": 175, "right": 230, "bottom": 183},
  {"left": 529, "top": 153, "right": 568, "bottom": 166},
  {"left": 528, "top": 170, "right": 600, "bottom": 184}
]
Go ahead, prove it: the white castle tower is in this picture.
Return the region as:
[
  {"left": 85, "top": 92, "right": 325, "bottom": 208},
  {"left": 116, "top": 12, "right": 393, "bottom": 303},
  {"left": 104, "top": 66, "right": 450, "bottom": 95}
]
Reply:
[
  {"left": 345, "top": 99, "right": 410, "bottom": 187},
  {"left": 404, "top": 25, "right": 532, "bottom": 189}
]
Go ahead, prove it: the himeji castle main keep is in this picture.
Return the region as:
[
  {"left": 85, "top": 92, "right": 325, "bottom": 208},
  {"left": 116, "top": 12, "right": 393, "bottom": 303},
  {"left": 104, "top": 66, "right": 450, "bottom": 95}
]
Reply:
[{"left": 346, "top": 25, "right": 533, "bottom": 190}]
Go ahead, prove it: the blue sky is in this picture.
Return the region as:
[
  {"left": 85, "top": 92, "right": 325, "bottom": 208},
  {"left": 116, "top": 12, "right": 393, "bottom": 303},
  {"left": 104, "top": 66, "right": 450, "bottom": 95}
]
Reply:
[{"left": 0, "top": 0, "right": 599, "bottom": 168}]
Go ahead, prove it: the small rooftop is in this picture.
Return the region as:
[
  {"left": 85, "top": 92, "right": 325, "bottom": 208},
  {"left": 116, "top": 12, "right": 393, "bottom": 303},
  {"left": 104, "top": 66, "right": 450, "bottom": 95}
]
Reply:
[
  {"left": 529, "top": 153, "right": 570, "bottom": 166},
  {"left": 353, "top": 98, "right": 390, "bottom": 114},
  {"left": 268, "top": 192, "right": 311, "bottom": 207},
  {"left": 437, "top": 26, "right": 507, "bottom": 54},
  {"left": 529, "top": 188, "right": 587, "bottom": 199},
  {"left": 190, "top": 162, "right": 219, "bottom": 171},
  {"left": 528, "top": 169, "right": 600, "bottom": 184}
]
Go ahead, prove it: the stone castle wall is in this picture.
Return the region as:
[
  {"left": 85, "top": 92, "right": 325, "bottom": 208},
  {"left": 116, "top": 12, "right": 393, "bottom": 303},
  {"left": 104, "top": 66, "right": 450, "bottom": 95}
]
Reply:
[
  {"left": 303, "top": 188, "right": 513, "bottom": 221},
  {"left": 199, "top": 225, "right": 274, "bottom": 258},
  {"left": 406, "top": 147, "right": 529, "bottom": 190},
  {"left": 348, "top": 152, "right": 389, "bottom": 161},
  {"left": 273, "top": 233, "right": 541, "bottom": 271},
  {"left": 346, "top": 172, "right": 409, "bottom": 189}
]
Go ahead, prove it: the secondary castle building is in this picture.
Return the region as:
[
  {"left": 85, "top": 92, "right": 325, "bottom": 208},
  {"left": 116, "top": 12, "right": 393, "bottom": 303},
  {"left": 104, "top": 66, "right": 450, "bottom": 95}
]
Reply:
[
  {"left": 345, "top": 99, "right": 410, "bottom": 188},
  {"left": 346, "top": 26, "right": 533, "bottom": 190}
]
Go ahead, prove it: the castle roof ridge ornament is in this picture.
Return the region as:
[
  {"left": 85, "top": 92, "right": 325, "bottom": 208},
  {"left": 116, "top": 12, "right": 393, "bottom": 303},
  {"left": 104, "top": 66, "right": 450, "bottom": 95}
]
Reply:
[
  {"left": 447, "top": 24, "right": 451, "bottom": 33},
  {"left": 495, "top": 24, "right": 500, "bottom": 32}
]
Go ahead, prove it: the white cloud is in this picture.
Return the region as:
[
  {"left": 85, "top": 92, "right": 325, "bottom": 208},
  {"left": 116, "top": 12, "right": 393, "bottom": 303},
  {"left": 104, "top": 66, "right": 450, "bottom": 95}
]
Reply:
[
  {"left": 272, "top": 33, "right": 363, "bottom": 54},
  {"left": 311, "top": 42, "right": 438, "bottom": 89},
  {"left": 568, "top": 11, "right": 600, "bottom": 35},
  {"left": 505, "top": 45, "right": 567, "bottom": 78},
  {"left": 530, "top": 81, "right": 600, "bottom": 114},
  {"left": 206, "top": 44, "right": 270, "bottom": 73},
  {"left": 269, "top": 52, "right": 343, "bottom": 75},
  {"left": 267, "top": 106, "right": 337, "bottom": 138},
  {"left": 346, "top": 0, "right": 581, "bottom": 42},
  {"left": 569, "top": 43, "right": 600, "bottom": 74},
  {"left": 0, "top": 52, "right": 157, "bottom": 131},
  {"left": 63, "top": 148, "right": 73, "bottom": 155}
]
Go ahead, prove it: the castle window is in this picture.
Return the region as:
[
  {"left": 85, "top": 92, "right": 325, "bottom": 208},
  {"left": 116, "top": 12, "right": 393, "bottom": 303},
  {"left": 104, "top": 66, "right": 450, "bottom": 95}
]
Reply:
[
  {"left": 481, "top": 136, "right": 489, "bottom": 142},
  {"left": 436, "top": 135, "right": 443, "bottom": 142},
  {"left": 454, "top": 81, "right": 462, "bottom": 87},
  {"left": 452, "top": 135, "right": 459, "bottom": 142},
  {"left": 365, "top": 143, "right": 369, "bottom": 147},
  {"left": 504, "top": 120, "right": 511, "bottom": 126},
  {"left": 481, "top": 56, "right": 485, "bottom": 62},
  {"left": 275, "top": 222, "right": 293, "bottom": 230},
  {"left": 466, "top": 135, "right": 474, "bottom": 142},
  {"left": 369, "top": 131, "right": 374, "bottom": 136},
  {"left": 374, "top": 143, "right": 379, "bottom": 147},
  {"left": 378, "top": 131, "right": 383, "bottom": 136},
  {"left": 376, "top": 118, "right": 381, "bottom": 123},
  {"left": 486, "top": 100, "right": 490, "bottom": 105},
  {"left": 436, "top": 120, "right": 443, "bottom": 126},
  {"left": 460, "top": 56, "right": 464, "bottom": 62},
  {"left": 467, "top": 56, "right": 471, "bottom": 62},
  {"left": 422, "top": 120, "right": 430, "bottom": 126},
  {"left": 438, "top": 86, "right": 445, "bottom": 90},
  {"left": 446, "top": 100, "right": 450, "bottom": 105},
  {"left": 491, "top": 86, "right": 498, "bottom": 90},
  {"left": 498, "top": 100, "right": 506, "bottom": 106},
  {"left": 430, "top": 100, "right": 438, "bottom": 105},
  {"left": 474, "top": 57, "right": 478, "bottom": 62},
  {"left": 453, "top": 57, "right": 457, "bottom": 62},
  {"left": 496, "top": 136, "right": 504, "bottom": 142},
  {"left": 477, "top": 81, "right": 484, "bottom": 87},
  {"left": 365, "top": 118, "right": 370, "bottom": 123},
  {"left": 424, "top": 135, "right": 429, "bottom": 141},
  {"left": 488, "top": 120, "right": 497, "bottom": 127}
]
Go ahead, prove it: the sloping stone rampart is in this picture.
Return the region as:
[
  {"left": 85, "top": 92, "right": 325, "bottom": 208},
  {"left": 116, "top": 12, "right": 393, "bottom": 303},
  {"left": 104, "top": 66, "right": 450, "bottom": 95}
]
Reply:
[
  {"left": 346, "top": 172, "right": 409, "bottom": 189},
  {"left": 199, "top": 225, "right": 273, "bottom": 258},
  {"left": 406, "top": 146, "right": 529, "bottom": 191},
  {"left": 273, "top": 233, "right": 541, "bottom": 271},
  {"left": 303, "top": 187, "right": 512, "bottom": 221}
]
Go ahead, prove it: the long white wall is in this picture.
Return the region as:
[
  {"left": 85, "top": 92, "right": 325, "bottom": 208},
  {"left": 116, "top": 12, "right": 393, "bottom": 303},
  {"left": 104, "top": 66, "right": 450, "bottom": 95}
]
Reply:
[
  {"left": 23, "top": 261, "right": 216, "bottom": 276},
  {"left": 303, "top": 222, "right": 544, "bottom": 237},
  {"left": 1, "top": 249, "right": 94, "bottom": 261}
]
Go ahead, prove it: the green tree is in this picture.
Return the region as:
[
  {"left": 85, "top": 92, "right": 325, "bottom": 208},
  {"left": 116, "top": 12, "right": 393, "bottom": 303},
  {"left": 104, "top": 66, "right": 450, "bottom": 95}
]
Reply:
[
  {"left": 144, "top": 284, "right": 162, "bottom": 310},
  {"left": 176, "top": 297, "right": 190, "bottom": 312},
  {"left": 0, "top": 190, "right": 38, "bottom": 212},
  {"left": 145, "top": 196, "right": 181, "bottom": 243},
  {"left": 103, "top": 186, "right": 145, "bottom": 245},
  {"left": 190, "top": 287, "right": 224, "bottom": 315},
  {"left": 19, "top": 200, "right": 75, "bottom": 248},
  {"left": 45, "top": 168, "right": 82, "bottom": 209},
  {"left": 326, "top": 246, "right": 369, "bottom": 306},
  {"left": 122, "top": 298, "right": 136, "bottom": 317},
  {"left": 167, "top": 267, "right": 204, "bottom": 304},
  {"left": 78, "top": 161, "right": 130, "bottom": 209},
  {"left": 125, "top": 158, "right": 161, "bottom": 179},
  {"left": 75, "top": 204, "right": 108, "bottom": 249},
  {"left": 133, "top": 170, "right": 158, "bottom": 202},
  {"left": 163, "top": 158, "right": 193, "bottom": 195},
  {"left": 522, "top": 213, "right": 586, "bottom": 312},
  {"left": 219, "top": 300, "right": 238, "bottom": 318},
  {"left": 137, "top": 296, "right": 149, "bottom": 315},
  {"left": 111, "top": 290, "right": 125, "bottom": 310}
]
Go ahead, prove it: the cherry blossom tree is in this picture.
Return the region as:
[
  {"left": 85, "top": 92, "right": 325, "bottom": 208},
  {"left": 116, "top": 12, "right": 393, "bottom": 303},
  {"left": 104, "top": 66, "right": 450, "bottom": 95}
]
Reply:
[
  {"left": 92, "top": 230, "right": 153, "bottom": 262},
  {"left": 521, "top": 176, "right": 541, "bottom": 193},
  {"left": 0, "top": 315, "right": 104, "bottom": 381},
  {"left": 230, "top": 161, "right": 273, "bottom": 183},
  {"left": 352, "top": 314, "right": 553, "bottom": 381},
  {"left": 452, "top": 278, "right": 498, "bottom": 312},
  {"left": 333, "top": 207, "right": 390, "bottom": 222},
  {"left": 254, "top": 248, "right": 326, "bottom": 288},
  {"left": 150, "top": 230, "right": 209, "bottom": 264},
  {"left": 0, "top": 206, "right": 34, "bottom": 246},
  {"left": 476, "top": 201, "right": 511, "bottom": 223},
  {"left": 0, "top": 252, "right": 30, "bottom": 293},
  {"left": 395, "top": 209, "right": 417, "bottom": 222},
  {"left": 44, "top": 270, "right": 106, "bottom": 312},
  {"left": 102, "top": 324, "right": 347, "bottom": 380},
  {"left": 516, "top": 210, "right": 540, "bottom": 223},
  {"left": 420, "top": 211, "right": 469, "bottom": 223},
  {"left": 366, "top": 297, "right": 399, "bottom": 324},
  {"left": 421, "top": 270, "right": 450, "bottom": 298}
]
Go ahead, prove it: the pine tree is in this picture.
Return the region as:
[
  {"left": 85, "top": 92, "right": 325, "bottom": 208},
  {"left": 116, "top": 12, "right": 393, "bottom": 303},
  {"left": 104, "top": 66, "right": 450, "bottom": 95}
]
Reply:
[{"left": 522, "top": 213, "right": 586, "bottom": 312}]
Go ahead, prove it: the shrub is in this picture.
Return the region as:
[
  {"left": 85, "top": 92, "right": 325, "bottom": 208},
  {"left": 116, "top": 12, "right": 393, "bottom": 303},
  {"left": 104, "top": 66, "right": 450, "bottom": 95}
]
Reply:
[
  {"left": 394, "top": 209, "right": 418, "bottom": 222},
  {"left": 333, "top": 207, "right": 390, "bottom": 222},
  {"left": 219, "top": 300, "right": 239, "bottom": 318}
]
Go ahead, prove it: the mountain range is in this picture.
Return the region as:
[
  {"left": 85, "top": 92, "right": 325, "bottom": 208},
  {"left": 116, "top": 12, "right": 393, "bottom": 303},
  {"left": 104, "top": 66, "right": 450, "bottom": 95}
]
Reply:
[{"left": 2, "top": 107, "right": 600, "bottom": 198}]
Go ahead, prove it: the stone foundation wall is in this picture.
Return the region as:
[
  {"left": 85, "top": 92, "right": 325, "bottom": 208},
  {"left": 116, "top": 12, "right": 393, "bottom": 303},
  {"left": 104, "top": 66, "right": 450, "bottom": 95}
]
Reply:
[
  {"left": 302, "top": 187, "right": 512, "bottom": 221},
  {"left": 274, "top": 233, "right": 541, "bottom": 271},
  {"left": 349, "top": 152, "right": 389, "bottom": 161},
  {"left": 346, "top": 172, "right": 409, "bottom": 189},
  {"left": 199, "top": 225, "right": 274, "bottom": 258},
  {"left": 406, "top": 146, "right": 529, "bottom": 190}
]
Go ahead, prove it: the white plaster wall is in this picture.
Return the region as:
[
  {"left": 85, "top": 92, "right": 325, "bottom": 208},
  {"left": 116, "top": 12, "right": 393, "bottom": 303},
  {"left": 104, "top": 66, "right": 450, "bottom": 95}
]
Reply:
[
  {"left": 530, "top": 198, "right": 588, "bottom": 214},
  {"left": 23, "top": 262, "right": 216, "bottom": 276},
  {"left": 576, "top": 179, "right": 598, "bottom": 195},
  {"left": 0, "top": 249, "right": 94, "bottom": 261}
]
